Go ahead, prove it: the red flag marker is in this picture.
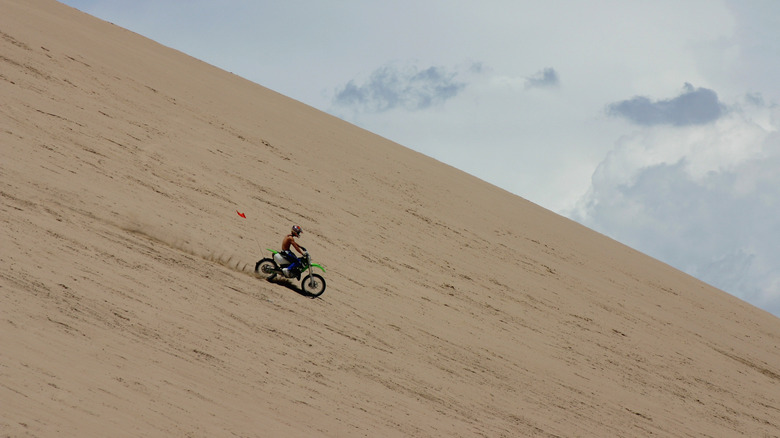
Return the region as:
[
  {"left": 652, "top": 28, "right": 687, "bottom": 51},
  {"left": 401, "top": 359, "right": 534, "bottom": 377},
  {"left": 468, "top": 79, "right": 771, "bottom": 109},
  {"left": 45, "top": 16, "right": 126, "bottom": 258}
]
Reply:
[{"left": 236, "top": 210, "right": 246, "bottom": 218}]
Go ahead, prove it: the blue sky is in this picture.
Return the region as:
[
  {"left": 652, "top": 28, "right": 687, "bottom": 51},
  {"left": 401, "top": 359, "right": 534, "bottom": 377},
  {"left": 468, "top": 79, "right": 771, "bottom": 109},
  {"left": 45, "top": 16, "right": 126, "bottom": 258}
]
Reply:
[{"left": 59, "top": 0, "right": 780, "bottom": 317}]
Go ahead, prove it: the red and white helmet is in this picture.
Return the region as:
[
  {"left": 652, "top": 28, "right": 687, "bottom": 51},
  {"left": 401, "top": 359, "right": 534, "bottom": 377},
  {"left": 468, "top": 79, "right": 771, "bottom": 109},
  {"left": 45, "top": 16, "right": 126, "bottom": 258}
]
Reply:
[{"left": 291, "top": 225, "right": 302, "bottom": 237}]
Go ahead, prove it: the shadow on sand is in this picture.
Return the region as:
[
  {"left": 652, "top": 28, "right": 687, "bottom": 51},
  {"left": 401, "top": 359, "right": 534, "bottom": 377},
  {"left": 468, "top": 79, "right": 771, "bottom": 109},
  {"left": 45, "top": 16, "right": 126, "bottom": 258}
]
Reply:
[{"left": 264, "top": 276, "right": 321, "bottom": 299}]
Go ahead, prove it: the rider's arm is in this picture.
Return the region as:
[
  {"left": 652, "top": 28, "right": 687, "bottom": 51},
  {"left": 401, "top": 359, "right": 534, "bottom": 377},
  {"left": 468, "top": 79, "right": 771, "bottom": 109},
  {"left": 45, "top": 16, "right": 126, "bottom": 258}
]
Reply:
[{"left": 291, "top": 240, "right": 305, "bottom": 255}]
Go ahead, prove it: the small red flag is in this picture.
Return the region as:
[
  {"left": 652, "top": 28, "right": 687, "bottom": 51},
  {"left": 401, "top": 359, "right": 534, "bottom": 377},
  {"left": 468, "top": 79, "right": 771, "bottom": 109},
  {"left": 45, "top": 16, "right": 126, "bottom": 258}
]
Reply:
[{"left": 236, "top": 210, "right": 246, "bottom": 218}]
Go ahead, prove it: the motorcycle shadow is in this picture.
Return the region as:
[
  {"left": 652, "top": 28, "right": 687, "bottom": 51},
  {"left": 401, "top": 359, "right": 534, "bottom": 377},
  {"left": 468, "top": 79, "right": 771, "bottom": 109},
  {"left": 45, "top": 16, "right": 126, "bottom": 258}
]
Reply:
[{"left": 264, "top": 276, "right": 319, "bottom": 299}]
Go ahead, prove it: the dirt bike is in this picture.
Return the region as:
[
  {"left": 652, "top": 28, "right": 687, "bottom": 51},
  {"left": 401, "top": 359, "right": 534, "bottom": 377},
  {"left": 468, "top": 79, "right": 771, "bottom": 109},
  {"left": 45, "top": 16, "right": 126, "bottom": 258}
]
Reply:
[{"left": 255, "top": 247, "right": 326, "bottom": 297}]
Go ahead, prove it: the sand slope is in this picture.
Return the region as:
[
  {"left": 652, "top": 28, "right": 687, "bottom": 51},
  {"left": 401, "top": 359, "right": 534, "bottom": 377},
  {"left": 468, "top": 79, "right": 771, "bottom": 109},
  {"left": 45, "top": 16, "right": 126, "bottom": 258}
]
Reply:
[{"left": 2, "top": 1, "right": 779, "bottom": 436}]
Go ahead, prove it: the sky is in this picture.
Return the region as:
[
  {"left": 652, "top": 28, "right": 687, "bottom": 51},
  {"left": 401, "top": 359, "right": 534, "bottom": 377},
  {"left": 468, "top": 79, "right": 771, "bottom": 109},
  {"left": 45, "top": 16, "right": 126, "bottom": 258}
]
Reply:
[{"left": 59, "top": 0, "right": 779, "bottom": 317}]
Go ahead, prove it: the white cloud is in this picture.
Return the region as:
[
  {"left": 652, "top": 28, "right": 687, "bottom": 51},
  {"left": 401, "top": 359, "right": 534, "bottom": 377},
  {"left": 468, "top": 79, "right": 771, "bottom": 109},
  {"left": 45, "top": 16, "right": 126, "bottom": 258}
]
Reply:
[{"left": 572, "top": 98, "right": 780, "bottom": 315}]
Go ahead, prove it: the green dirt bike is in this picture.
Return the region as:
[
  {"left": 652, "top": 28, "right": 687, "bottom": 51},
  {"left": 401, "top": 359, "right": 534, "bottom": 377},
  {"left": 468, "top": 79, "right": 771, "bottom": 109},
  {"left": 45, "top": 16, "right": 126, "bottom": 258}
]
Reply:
[{"left": 255, "top": 247, "right": 326, "bottom": 297}]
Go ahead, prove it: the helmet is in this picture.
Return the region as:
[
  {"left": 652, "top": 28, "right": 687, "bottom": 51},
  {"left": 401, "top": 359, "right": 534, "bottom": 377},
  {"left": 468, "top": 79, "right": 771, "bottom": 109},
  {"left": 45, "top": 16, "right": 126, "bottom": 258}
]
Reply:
[{"left": 291, "top": 225, "right": 302, "bottom": 237}]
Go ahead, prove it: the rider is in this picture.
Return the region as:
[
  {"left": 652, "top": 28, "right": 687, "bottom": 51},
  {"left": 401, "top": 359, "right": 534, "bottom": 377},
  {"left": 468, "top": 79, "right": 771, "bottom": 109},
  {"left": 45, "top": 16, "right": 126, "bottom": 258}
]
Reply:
[{"left": 281, "top": 225, "right": 306, "bottom": 278}]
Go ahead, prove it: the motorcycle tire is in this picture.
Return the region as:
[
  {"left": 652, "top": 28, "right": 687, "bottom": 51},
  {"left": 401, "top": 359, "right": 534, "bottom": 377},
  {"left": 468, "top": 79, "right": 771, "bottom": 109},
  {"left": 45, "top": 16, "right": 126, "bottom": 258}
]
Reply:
[
  {"left": 301, "top": 274, "right": 326, "bottom": 297},
  {"left": 255, "top": 258, "right": 278, "bottom": 279}
]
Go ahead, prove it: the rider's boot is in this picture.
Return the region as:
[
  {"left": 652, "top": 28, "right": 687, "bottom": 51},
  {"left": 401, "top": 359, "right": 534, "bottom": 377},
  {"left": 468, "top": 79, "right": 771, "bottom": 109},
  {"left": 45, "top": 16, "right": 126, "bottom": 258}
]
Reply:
[{"left": 283, "top": 262, "right": 299, "bottom": 279}]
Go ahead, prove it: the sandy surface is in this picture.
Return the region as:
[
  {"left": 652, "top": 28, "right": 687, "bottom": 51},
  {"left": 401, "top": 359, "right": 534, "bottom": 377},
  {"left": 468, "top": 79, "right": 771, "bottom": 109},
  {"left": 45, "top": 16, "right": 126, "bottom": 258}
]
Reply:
[{"left": 2, "top": 1, "right": 780, "bottom": 436}]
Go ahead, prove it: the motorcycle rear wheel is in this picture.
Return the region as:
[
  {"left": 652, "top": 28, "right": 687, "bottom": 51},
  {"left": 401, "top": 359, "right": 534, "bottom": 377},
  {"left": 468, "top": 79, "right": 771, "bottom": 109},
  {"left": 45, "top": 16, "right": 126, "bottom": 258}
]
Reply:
[
  {"left": 301, "top": 274, "right": 326, "bottom": 297},
  {"left": 255, "top": 258, "right": 277, "bottom": 279}
]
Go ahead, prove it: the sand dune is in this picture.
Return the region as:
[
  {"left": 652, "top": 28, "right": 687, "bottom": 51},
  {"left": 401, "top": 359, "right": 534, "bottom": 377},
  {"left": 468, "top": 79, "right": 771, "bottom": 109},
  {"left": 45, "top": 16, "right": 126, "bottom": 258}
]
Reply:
[{"left": 2, "top": 1, "right": 779, "bottom": 436}]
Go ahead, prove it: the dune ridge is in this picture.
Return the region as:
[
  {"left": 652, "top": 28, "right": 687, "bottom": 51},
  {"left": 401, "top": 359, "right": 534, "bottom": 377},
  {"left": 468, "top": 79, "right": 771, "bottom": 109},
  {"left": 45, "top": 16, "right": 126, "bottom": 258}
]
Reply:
[{"left": 2, "top": 1, "right": 780, "bottom": 436}]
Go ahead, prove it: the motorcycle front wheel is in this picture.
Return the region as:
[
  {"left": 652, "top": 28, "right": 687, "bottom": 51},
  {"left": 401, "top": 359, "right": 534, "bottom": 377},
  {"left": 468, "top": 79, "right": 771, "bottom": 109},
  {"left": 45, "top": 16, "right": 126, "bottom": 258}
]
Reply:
[
  {"left": 255, "top": 258, "right": 278, "bottom": 279},
  {"left": 301, "top": 274, "right": 326, "bottom": 297}
]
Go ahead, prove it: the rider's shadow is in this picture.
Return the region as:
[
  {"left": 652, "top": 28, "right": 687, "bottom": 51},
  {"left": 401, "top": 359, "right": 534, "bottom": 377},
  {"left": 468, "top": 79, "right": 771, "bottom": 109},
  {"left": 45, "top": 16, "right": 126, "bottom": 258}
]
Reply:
[{"left": 265, "top": 276, "right": 319, "bottom": 299}]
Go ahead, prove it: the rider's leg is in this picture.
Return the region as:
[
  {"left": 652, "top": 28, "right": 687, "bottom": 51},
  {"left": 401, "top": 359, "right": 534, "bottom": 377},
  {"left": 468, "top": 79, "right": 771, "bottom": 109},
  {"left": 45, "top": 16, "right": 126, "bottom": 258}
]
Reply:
[
  {"left": 282, "top": 250, "right": 297, "bottom": 267},
  {"left": 281, "top": 250, "right": 299, "bottom": 277}
]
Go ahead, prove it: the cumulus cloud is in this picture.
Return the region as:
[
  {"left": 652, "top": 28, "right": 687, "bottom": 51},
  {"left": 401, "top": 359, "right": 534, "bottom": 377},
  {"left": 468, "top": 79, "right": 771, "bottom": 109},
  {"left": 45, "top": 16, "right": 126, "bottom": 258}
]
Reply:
[
  {"left": 333, "top": 63, "right": 470, "bottom": 112},
  {"left": 607, "top": 83, "right": 726, "bottom": 126},
  {"left": 525, "top": 67, "right": 559, "bottom": 89},
  {"left": 574, "top": 95, "right": 780, "bottom": 316}
]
